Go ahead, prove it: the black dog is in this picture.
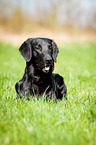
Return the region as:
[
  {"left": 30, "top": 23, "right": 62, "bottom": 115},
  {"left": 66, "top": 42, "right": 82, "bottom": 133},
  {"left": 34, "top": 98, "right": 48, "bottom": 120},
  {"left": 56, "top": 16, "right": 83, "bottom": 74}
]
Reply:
[{"left": 15, "top": 38, "right": 67, "bottom": 100}]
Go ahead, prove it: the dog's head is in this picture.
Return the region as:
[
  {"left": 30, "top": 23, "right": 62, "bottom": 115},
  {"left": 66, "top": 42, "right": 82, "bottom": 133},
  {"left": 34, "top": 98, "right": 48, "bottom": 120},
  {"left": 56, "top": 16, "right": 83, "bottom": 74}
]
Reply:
[{"left": 19, "top": 38, "right": 59, "bottom": 73}]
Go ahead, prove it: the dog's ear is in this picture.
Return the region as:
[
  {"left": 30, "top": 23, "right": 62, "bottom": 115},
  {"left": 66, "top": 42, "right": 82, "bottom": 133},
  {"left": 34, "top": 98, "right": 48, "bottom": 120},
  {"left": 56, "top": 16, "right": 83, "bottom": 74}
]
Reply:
[
  {"left": 19, "top": 38, "right": 33, "bottom": 62},
  {"left": 52, "top": 40, "right": 59, "bottom": 62}
]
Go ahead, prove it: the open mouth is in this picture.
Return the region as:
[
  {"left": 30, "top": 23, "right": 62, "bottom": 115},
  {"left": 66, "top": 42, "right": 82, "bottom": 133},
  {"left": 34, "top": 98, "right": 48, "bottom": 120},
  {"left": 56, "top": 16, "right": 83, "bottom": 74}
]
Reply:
[{"left": 42, "top": 66, "right": 50, "bottom": 73}]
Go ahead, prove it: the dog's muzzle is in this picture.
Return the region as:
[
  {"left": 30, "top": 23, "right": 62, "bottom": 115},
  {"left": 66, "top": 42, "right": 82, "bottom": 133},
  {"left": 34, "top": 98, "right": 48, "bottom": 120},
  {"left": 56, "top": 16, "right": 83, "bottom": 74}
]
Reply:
[{"left": 42, "top": 59, "right": 52, "bottom": 73}]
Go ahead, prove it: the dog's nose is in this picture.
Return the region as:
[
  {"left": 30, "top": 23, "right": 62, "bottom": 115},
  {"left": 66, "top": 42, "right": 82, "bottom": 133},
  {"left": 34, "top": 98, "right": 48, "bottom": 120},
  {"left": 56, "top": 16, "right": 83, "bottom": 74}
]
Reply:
[
  {"left": 45, "top": 56, "right": 52, "bottom": 64},
  {"left": 45, "top": 54, "right": 52, "bottom": 60},
  {"left": 45, "top": 57, "right": 52, "bottom": 62}
]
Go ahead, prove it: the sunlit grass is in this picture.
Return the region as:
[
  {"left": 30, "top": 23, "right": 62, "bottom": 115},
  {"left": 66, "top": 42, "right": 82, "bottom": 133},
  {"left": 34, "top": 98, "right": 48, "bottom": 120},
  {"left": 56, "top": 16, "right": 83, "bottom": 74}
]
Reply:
[{"left": 0, "top": 41, "right": 96, "bottom": 145}]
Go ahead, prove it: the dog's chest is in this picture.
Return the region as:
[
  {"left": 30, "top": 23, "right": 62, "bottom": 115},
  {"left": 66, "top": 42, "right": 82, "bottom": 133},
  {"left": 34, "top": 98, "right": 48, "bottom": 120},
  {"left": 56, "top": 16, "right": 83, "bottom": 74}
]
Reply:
[{"left": 30, "top": 76, "right": 52, "bottom": 95}]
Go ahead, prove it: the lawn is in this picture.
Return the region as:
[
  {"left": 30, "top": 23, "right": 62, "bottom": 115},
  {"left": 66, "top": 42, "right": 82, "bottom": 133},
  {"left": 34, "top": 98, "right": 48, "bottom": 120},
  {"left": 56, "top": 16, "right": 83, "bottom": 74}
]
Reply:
[{"left": 0, "top": 41, "right": 96, "bottom": 145}]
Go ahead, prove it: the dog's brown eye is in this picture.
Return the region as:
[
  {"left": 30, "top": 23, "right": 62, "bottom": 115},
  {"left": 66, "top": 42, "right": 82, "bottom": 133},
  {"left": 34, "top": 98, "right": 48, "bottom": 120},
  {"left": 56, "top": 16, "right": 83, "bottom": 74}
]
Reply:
[
  {"left": 48, "top": 45, "right": 52, "bottom": 51},
  {"left": 36, "top": 44, "right": 42, "bottom": 51}
]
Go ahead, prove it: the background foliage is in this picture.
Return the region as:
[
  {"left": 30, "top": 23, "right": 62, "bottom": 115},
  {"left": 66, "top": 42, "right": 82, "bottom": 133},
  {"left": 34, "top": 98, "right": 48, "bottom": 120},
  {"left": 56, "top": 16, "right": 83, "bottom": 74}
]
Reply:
[{"left": 0, "top": 0, "right": 96, "bottom": 32}]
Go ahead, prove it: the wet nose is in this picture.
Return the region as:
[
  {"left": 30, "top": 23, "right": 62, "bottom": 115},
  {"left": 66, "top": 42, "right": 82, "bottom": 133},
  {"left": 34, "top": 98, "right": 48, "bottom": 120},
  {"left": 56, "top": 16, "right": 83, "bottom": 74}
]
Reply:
[
  {"left": 45, "top": 56, "right": 52, "bottom": 61},
  {"left": 45, "top": 55, "right": 52, "bottom": 64}
]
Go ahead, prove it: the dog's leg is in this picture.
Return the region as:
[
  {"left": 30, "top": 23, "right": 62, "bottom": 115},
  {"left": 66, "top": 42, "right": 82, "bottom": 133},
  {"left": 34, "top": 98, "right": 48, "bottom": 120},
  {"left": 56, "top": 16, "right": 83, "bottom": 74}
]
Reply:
[
  {"left": 15, "top": 81, "right": 30, "bottom": 100},
  {"left": 54, "top": 74, "right": 67, "bottom": 99}
]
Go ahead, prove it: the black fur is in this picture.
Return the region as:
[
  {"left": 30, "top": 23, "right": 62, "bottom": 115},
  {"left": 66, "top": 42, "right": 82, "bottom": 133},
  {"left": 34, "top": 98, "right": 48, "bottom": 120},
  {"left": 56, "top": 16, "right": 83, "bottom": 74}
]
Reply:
[{"left": 15, "top": 38, "right": 67, "bottom": 100}]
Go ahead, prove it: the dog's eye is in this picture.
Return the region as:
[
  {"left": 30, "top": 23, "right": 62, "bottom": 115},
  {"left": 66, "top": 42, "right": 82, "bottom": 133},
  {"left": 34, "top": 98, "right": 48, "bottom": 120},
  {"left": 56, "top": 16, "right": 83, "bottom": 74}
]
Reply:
[
  {"left": 48, "top": 45, "right": 52, "bottom": 51},
  {"left": 36, "top": 44, "right": 42, "bottom": 51}
]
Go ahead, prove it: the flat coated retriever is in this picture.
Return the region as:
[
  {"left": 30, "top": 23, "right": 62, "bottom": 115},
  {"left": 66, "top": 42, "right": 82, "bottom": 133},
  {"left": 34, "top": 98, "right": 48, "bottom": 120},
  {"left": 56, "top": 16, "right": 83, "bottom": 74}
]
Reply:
[{"left": 15, "top": 38, "right": 67, "bottom": 100}]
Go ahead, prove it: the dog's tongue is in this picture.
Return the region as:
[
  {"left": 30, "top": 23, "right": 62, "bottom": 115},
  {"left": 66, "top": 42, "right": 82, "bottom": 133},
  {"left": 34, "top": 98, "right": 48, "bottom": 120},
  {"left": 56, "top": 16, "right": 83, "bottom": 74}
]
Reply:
[
  {"left": 45, "top": 66, "right": 50, "bottom": 71},
  {"left": 42, "top": 66, "right": 50, "bottom": 72}
]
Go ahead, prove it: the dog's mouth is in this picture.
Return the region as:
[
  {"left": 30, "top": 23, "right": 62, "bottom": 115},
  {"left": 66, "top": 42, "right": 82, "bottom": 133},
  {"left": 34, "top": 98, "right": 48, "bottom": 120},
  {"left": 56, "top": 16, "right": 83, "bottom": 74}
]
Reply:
[
  {"left": 42, "top": 66, "right": 50, "bottom": 73},
  {"left": 35, "top": 59, "right": 53, "bottom": 73}
]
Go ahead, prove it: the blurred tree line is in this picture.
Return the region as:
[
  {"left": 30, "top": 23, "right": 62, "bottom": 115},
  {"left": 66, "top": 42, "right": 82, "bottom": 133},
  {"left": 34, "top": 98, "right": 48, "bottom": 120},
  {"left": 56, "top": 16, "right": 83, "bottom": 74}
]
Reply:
[{"left": 0, "top": 0, "right": 96, "bottom": 32}]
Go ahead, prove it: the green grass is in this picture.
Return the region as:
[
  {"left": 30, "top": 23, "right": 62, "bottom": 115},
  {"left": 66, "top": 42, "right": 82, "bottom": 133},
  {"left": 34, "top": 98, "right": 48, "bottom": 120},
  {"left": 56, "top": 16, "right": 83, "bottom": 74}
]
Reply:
[{"left": 0, "top": 41, "right": 96, "bottom": 145}]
